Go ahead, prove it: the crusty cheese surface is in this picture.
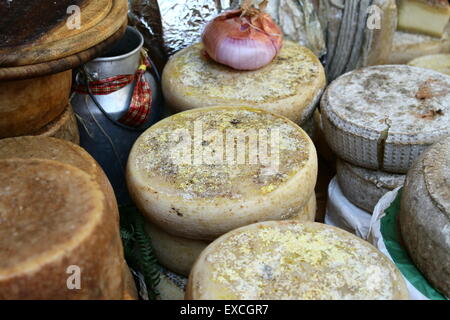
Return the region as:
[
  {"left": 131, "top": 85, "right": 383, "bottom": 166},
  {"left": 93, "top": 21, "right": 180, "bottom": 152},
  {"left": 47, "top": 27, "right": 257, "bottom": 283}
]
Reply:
[
  {"left": 0, "top": 159, "right": 125, "bottom": 299},
  {"left": 162, "top": 41, "right": 326, "bottom": 124},
  {"left": 322, "top": 65, "right": 450, "bottom": 173},
  {"left": 187, "top": 221, "right": 409, "bottom": 300},
  {"left": 408, "top": 53, "right": 450, "bottom": 75},
  {"left": 127, "top": 107, "right": 318, "bottom": 240}
]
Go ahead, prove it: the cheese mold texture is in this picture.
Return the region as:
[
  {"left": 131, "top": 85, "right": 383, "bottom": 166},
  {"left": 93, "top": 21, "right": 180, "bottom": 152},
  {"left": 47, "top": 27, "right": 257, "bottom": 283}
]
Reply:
[
  {"left": 0, "top": 159, "right": 125, "bottom": 299},
  {"left": 186, "top": 220, "right": 409, "bottom": 300},
  {"left": 31, "top": 103, "right": 80, "bottom": 144},
  {"left": 0, "top": 136, "right": 119, "bottom": 225},
  {"left": 336, "top": 160, "right": 405, "bottom": 213},
  {"left": 162, "top": 41, "right": 326, "bottom": 125},
  {"left": 399, "top": 136, "right": 450, "bottom": 297},
  {"left": 127, "top": 106, "right": 318, "bottom": 240},
  {"left": 321, "top": 65, "right": 450, "bottom": 173},
  {"left": 388, "top": 26, "right": 450, "bottom": 64},
  {"left": 145, "top": 195, "right": 317, "bottom": 277},
  {"left": 408, "top": 53, "right": 450, "bottom": 75}
]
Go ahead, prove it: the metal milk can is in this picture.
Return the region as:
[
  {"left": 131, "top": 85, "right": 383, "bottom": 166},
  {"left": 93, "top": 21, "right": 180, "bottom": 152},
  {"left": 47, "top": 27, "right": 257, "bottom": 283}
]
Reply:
[{"left": 71, "top": 26, "right": 163, "bottom": 206}]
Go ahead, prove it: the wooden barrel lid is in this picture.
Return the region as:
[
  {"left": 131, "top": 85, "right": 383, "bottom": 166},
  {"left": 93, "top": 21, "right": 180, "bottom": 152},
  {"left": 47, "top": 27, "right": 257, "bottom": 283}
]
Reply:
[{"left": 0, "top": 0, "right": 128, "bottom": 68}]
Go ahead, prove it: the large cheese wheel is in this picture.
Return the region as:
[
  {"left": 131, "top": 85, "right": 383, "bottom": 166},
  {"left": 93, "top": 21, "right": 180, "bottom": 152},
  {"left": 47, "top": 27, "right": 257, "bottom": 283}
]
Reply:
[
  {"left": 0, "top": 136, "right": 118, "bottom": 224},
  {"left": 32, "top": 103, "right": 80, "bottom": 144},
  {"left": 321, "top": 65, "right": 450, "bottom": 173},
  {"left": 186, "top": 221, "right": 409, "bottom": 300},
  {"left": 0, "top": 70, "right": 71, "bottom": 138},
  {"left": 162, "top": 41, "right": 326, "bottom": 125},
  {"left": 336, "top": 160, "right": 405, "bottom": 213},
  {"left": 127, "top": 106, "right": 318, "bottom": 240},
  {"left": 146, "top": 195, "right": 317, "bottom": 277},
  {"left": 388, "top": 26, "right": 450, "bottom": 64},
  {"left": 0, "top": 159, "right": 125, "bottom": 299},
  {"left": 399, "top": 136, "right": 450, "bottom": 297},
  {"left": 408, "top": 53, "right": 450, "bottom": 75}
]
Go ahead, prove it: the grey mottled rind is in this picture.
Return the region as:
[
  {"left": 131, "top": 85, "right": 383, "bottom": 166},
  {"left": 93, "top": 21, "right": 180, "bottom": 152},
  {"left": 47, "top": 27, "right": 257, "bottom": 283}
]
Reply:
[
  {"left": 337, "top": 160, "right": 405, "bottom": 213},
  {"left": 399, "top": 136, "right": 450, "bottom": 297}
]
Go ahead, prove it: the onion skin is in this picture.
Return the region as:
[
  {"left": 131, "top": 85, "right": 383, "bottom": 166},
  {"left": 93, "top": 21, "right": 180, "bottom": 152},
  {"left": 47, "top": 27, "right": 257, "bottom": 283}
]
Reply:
[{"left": 202, "top": 9, "right": 283, "bottom": 71}]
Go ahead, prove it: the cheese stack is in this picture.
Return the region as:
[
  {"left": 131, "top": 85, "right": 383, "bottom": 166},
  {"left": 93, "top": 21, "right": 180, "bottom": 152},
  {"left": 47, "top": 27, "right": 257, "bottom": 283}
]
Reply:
[
  {"left": 187, "top": 221, "right": 409, "bottom": 300},
  {"left": 127, "top": 107, "right": 318, "bottom": 276},
  {"left": 0, "top": 137, "right": 135, "bottom": 299},
  {"left": 162, "top": 41, "right": 326, "bottom": 127},
  {"left": 322, "top": 65, "right": 449, "bottom": 232},
  {"left": 400, "top": 136, "right": 450, "bottom": 297}
]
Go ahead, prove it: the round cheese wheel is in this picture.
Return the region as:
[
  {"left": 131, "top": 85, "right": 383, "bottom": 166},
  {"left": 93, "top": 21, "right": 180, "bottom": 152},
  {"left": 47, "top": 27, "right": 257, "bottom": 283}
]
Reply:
[
  {"left": 399, "top": 136, "right": 450, "bottom": 297},
  {"left": 162, "top": 41, "right": 326, "bottom": 125},
  {"left": 186, "top": 221, "right": 409, "bottom": 300},
  {"left": 321, "top": 65, "right": 450, "bottom": 173},
  {"left": 408, "top": 53, "right": 450, "bottom": 75},
  {"left": 146, "top": 195, "right": 317, "bottom": 277},
  {"left": 32, "top": 103, "right": 80, "bottom": 144},
  {"left": 0, "top": 70, "right": 71, "bottom": 138},
  {"left": 0, "top": 159, "right": 125, "bottom": 299},
  {"left": 388, "top": 27, "right": 450, "bottom": 64},
  {"left": 336, "top": 160, "right": 405, "bottom": 213},
  {"left": 127, "top": 106, "right": 318, "bottom": 240},
  {"left": 0, "top": 136, "right": 119, "bottom": 224}
]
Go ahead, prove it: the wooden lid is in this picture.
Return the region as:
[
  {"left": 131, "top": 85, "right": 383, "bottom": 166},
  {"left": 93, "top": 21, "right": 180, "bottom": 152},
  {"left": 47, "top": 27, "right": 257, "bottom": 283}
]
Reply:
[{"left": 0, "top": 0, "right": 128, "bottom": 68}]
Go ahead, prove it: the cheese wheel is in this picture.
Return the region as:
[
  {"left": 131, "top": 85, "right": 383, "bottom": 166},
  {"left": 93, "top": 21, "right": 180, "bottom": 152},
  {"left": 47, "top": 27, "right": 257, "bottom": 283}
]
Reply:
[
  {"left": 0, "top": 159, "right": 125, "bottom": 299},
  {"left": 32, "top": 104, "right": 80, "bottom": 144},
  {"left": 157, "top": 270, "right": 187, "bottom": 301},
  {"left": 146, "top": 195, "right": 317, "bottom": 277},
  {"left": 336, "top": 160, "right": 405, "bottom": 213},
  {"left": 321, "top": 65, "right": 450, "bottom": 173},
  {"left": 312, "top": 108, "right": 336, "bottom": 164},
  {"left": 0, "top": 136, "right": 119, "bottom": 224},
  {"left": 186, "top": 221, "right": 409, "bottom": 300},
  {"left": 388, "top": 26, "right": 450, "bottom": 64},
  {"left": 127, "top": 106, "right": 318, "bottom": 240},
  {"left": 162, "top": 41, "right": 326, "bottom": 125},
  {"left": 0, "top": 70, "right": 71, "bottom": 138},
  {"left": 399, "top": 136, "right": 450, "bottom": 297},
  {"left": 408, "top": 53, "right": 450, "bottom": 75}
]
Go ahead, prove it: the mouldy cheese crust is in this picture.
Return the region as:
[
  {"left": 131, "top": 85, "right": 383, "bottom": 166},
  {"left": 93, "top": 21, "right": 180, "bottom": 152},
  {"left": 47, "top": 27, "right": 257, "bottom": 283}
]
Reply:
[
  {"left": 162, "top": 41, "right": 326, "bottom": 124},
  {"left": 127, "top": 106, "right": 318, "bottom": 240},
  {"left": 187, "top": 221, "right": 409, "bottom": 300}
]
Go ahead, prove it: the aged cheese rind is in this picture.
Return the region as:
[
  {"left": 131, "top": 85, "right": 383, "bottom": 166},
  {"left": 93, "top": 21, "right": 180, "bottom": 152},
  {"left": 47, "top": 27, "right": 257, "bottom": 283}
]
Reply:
[
  {"left": 389, "top": 26, "right": 450, "bottom": 64},
  {"left": 397, "top": 0, "right": 450, "bottom": 38},
  {"left": 127, "top": 107, "right": 318, "bottom": 240},
  {"left": 399, "top": 137, "right": 450, "bottom": 296},
  {"left": 336, "top": 160, "right": 405, "bottom": 213},
  {"left": 312, "top": 108, "right": 336, "bottom": 164},
  {"left": 0, "top": 136, "right": 119, "bottom": 224},
  {"left": 186, "top": 221, "right": 409, "bottom": 300},
  {"left": 408, "top": 53, "right": 450, "bottom": 75},
  {"left": 162, "top": 41, "right": 326, "bottom": 125},
  {"left": 32, "top": 104, "right": 80, "bottom": 144},
  {"left": 157, "top": 270, "right": 187, "bottom": 300},
  {"left": 0, "top": 159, "right": 125, "bottom": 299},
  {"left": 321, "top": 65, "right": 450, "bottom": 173},
  {"left": 146, "top": 195, "right": 317, "bottom": 276}
]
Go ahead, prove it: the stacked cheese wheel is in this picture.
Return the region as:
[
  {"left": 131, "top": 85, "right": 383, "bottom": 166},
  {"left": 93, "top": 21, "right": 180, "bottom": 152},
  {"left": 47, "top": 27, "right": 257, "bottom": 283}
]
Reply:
[
  {"left": 322, "top": 65, "right": 449, "bottom": 235},
  {"left": 162, "top": 41, "right": 326, "bottom": 127},
  {"left": 127, "top": 107, "right": 318, "bottom": 277},
  {"left": 0, "top": 137, "right": 135, "bottom": 299},
  {"left": 187, "top": 221, "right": 409, "bottom": 300},
  {"left": 400, "top": 136, "right": 450, "bottom": 297},
  {"left": 0, "top": 71, "right": 79, "bottom": 143}
]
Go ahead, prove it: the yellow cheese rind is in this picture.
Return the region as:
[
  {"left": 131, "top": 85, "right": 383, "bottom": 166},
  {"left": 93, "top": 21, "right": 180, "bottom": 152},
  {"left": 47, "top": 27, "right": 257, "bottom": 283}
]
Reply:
[
  {"left": 127, "top": 106, "right": 318, "bottom": 240},
  {"left": 0, "top": 159, "right": 125, "bottom": 299},
  {"left": 398, "top": 0, "right": 450, "bottom": 37},
  {"left": 408, "top": 53, "right": 450, "bottom": 75},
  {"left": 186, "top": 221, "right": 409, "bottom": 300},
  {"left": 162, "top": 41, "right": 326, "bottom": 124}
]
